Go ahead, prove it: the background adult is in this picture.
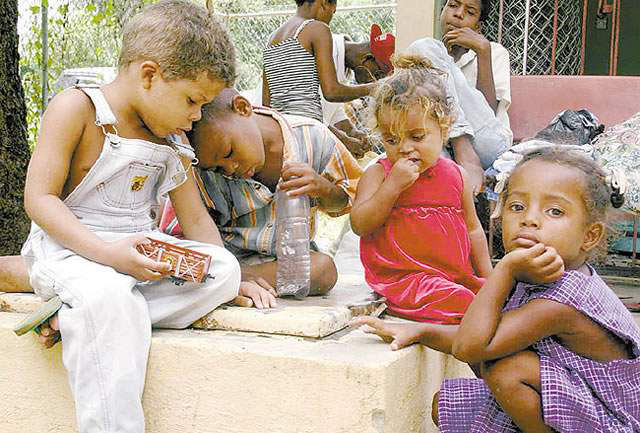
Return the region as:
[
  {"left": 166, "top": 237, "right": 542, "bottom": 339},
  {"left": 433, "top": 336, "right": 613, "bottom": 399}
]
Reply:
[
  {"left": 406, "top": 0, "right": 512, "bottom": 194},
  {"left": 262, "top": 0, "right": 375, "bottom": 123}
]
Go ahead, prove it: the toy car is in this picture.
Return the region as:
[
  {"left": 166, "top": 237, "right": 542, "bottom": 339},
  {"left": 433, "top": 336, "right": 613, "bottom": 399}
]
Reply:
[{"left": 136, "top": 238, "right": 212, "bottom": 284}]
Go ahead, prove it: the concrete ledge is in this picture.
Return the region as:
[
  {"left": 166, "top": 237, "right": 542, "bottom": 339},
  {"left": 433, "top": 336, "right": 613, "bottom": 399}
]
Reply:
[
  {"left": 1, "top": 288, "right": 380, "bottom": 339},
  {"left": 0, "top": 292, "right": 42, "bottom": 314},
  {"left": 4, "top": 302, "right": 635, "bottom": 432},
  {"left": 0, "top": 311, "right": 473, "bottom": 433}
]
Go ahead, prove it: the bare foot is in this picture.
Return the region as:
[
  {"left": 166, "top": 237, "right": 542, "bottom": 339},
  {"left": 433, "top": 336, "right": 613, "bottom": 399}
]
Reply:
[
  {"left": 37, "top": 315, "right": 60, "bottom": 349},
  {"left": 350, "top": 316, "right": 425, "bottom": 350}
]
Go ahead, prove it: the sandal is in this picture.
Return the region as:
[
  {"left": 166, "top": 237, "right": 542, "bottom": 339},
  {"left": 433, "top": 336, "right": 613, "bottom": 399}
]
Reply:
[{"left": 13, "top": 296, "right": 63, "bottom": 337}]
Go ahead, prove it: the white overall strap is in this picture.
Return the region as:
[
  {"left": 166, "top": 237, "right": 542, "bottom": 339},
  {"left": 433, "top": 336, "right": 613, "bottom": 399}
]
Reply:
[
  {"left": 78, "top": 87, "right": 118, "bottom": 127},
  {"left": 167, "top": 134, "right": 197, "bottom": 163},
  {"left": 294, "top": 19, "right": 315, "bottom": 39}
]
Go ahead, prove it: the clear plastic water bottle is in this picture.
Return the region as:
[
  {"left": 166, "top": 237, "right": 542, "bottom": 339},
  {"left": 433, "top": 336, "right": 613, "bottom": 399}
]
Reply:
[{"left": 275, "top": 188, "right": 311, "bottom": 299}]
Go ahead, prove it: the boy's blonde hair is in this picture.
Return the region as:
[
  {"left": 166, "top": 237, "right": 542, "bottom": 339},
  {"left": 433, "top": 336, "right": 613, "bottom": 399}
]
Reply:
[
  {"left": 370, "top": 55, "right": 452, "bottom": 139},
  {"left": 119, "top": 0, "right": 236, "bottom": 84}
]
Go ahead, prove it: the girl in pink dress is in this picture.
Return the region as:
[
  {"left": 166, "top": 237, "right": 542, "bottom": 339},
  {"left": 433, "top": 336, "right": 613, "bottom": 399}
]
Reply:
[{"left": 350, "top": 55, "right": 492, "bottom": 324}]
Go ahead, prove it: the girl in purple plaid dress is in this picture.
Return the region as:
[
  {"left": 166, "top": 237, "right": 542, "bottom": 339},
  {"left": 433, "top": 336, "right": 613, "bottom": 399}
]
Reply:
[{"left": 354, "top": 146, "right": 640, "bottom": 432}]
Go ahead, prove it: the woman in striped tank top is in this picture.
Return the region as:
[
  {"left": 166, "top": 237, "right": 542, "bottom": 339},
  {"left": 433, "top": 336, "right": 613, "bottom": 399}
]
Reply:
[{"left": 262, "top": 0, "right": 375, "bottom": 122}]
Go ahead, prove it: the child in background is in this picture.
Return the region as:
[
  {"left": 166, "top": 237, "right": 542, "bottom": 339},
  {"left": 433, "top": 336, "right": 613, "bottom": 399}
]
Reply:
[
  {"left": 17, "top": 2, "right": 241, "bottom": 430},
  {"left": 350, "top": 55, "right": 492, "bottom": 325},
  {"left": 440, "top": 0, "right": 511, "bottom": 127},
  {"left": 161, "top": 88, "right": 362, "bottom": 308},
  {"left": 262, "top": 0, "right": 375, "bottom": 122},
  {"left": 406, "top": 0, "right": 513, "bottom": 193},
  {"left": 356, "top": 146, "right": 640, "bottom": 432}
]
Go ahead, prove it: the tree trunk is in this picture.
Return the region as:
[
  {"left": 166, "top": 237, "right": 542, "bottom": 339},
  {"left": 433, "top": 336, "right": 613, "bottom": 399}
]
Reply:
[{"left": 0, "top": 0, "right": 31, "bottom": 255}]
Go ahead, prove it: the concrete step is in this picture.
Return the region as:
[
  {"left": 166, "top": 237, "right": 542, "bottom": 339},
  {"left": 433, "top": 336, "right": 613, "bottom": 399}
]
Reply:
[
  {"left": 2, "top": 287, "right": 637, "bottom": 433},
  {"left": 0, "top": 310, "right": 472, "bottom": 433}
]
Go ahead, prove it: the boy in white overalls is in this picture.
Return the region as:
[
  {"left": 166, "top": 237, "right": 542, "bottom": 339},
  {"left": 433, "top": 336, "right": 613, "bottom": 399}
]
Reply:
[{"left": 18, "top": 1, "right": 241, "bottom": 431}]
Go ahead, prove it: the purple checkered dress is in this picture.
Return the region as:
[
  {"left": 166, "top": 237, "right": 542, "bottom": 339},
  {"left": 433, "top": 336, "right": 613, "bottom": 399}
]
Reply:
[{"left": 439, "top": 266, "right": 640, "bottom": 432}]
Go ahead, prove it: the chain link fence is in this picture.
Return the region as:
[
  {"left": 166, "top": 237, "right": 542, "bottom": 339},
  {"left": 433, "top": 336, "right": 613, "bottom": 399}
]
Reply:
[
  {"left": 484, "top": 0, "right": 583, "bottom": 75},
  {"left": 216, "top": 3, "right": 396, "bottom": 91}
]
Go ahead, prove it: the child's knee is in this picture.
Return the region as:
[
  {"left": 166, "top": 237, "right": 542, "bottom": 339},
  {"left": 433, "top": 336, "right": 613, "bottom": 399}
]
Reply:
[
  {"left": 431, "top": 391, "right": 440, "bottom": 426},
  {"left": 77, "top": 280, "right": 148, "bottom": 328},
  {"left": 310, "top": 252, "right": 337, "bottom": 295},
  {"left": 483, "top": 351, "right": 540, "bottom": 395}
]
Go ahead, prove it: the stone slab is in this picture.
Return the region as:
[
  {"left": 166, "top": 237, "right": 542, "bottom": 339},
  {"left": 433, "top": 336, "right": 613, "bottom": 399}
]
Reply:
[
  {"left": 0, "top": 287, "right": 378, "bottom": 339},
  {"left": 192, "top": 302, "right": 352, "bottom": 338},
  {"left": 0, "top": 292, "right": 42, "bottom": 314}
]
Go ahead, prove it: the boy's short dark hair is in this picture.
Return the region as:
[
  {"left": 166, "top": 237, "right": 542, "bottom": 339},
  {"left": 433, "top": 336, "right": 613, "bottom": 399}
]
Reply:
[
  {"left": 479, "top": 0, "right": 492, "bottom": 22},
  {"left": 442, "top": 0, "right": 492, "bottom": 23},
  {"left": 119, "top": 0, "right": 236, "bottom": 85},
  {"left": 295, "top": 0, "right": 337, "bottom": 6},
  {"left": 187, "top": 88, "right": 239, "bottom": 143}
]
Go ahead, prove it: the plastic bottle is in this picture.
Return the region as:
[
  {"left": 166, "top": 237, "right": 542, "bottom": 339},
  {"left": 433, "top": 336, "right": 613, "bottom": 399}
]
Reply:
[{"left": 275, "top": 188, "right": 311, "bottom": 299}]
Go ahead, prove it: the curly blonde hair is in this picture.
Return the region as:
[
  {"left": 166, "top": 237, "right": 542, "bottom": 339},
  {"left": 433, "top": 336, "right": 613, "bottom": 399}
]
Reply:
[
  {"left": 119, "top": 0, "right": 236, "bottom": 84},
  {"left": 369, "top": 54, "right": 453, "bottom": 141}
]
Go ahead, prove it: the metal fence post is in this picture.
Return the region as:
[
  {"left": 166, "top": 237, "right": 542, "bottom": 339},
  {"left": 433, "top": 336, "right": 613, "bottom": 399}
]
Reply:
[{"left": 41, "top": 0, "right": 49, "bottom": 112}]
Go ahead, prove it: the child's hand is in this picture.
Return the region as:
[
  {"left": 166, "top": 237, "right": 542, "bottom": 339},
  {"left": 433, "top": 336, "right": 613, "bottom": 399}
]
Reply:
[
  {"left": 387, "top": 158, "right": 420, "bottom": 191},
  {"left": 104, "top": 235, "right": 171, "bottom": 281},
  {"left": 443, "top": 27, "right": 490, "bottom": 54},
  {"left": 503, "top": 241, "right": 565, "bottom": 284},
  {"left": 239, "top": 279, "right": 278, "bottom": 309},
  {"left": 279, "top": 161, "right": 332, "bottom": 199},
  {"left": 350, "top": 316, "right": 420, "bottom": 351},
  {"left": 329, "top": 125, "right": 371, "bottom": 159}
]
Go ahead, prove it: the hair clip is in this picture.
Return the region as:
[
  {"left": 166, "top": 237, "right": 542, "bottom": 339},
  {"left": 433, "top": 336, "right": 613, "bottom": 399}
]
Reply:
[
  {"left": 607, "top": 168, "right": 628, "bottom": 195},
  {"left": 490, "top": 195, "right": 503, "bottom": 219},
  {"left": 607, "top": 168, "right": 627, "bottom": 208}
]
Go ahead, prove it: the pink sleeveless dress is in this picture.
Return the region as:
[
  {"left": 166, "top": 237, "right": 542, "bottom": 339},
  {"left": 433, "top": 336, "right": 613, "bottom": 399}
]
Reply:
[{"left": 360, "top": 157, "right": 484, "bottom": 324}]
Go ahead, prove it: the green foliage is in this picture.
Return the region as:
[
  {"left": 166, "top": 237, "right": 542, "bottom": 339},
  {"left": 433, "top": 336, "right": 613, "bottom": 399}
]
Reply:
[
  {"left": 19, "top": 0, "right": 132, "bottom": 149},
  {"left": 18, "top": 0, "right": 396, "bottom": 145}
]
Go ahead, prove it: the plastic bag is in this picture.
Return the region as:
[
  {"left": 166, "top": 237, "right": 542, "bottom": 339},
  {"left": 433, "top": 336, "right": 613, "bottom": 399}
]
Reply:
[{"left": 535, "top": 109, "right": 604, "bottom": 146}]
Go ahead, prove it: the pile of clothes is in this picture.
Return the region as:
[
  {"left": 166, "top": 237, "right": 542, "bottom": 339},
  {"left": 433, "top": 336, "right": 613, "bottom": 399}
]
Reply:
[{"left": 487, "top": 110, "right": 639, "bottom": 255}]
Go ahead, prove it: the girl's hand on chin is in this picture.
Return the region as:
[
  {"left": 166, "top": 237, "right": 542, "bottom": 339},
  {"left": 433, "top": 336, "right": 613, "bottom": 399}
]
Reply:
[{"left": 503, "top": 242, "right": 565, "bottom": 285}]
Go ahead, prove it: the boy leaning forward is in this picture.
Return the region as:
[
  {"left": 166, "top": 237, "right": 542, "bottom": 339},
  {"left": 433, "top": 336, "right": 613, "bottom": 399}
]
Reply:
[
  {"left": 161, "top": 88, "right": 362, "bottom": 308},
  {"left": 17, "top": 1, "right": 241, "bottom": 431}
]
